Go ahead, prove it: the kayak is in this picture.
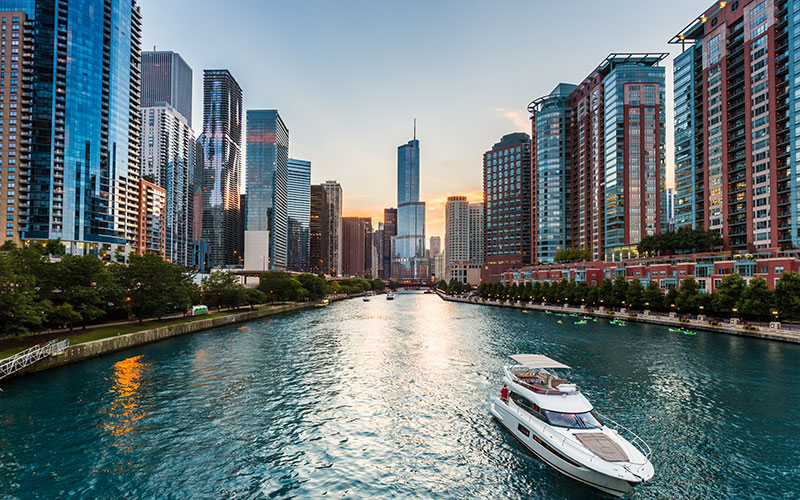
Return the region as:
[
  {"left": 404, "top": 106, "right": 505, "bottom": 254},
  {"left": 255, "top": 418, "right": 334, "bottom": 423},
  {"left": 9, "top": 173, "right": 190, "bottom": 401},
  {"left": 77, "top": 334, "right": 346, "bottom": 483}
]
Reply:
[{"left": 575, "top": 320, "right": 587, "bottom": 325}]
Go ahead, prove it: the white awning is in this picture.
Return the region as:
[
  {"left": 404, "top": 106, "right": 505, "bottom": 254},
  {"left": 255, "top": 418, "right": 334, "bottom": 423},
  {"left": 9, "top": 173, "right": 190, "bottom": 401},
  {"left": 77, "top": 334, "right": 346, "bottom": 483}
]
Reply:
[{"left": 510, "top": 354, "right": 571, "bottom": 370}]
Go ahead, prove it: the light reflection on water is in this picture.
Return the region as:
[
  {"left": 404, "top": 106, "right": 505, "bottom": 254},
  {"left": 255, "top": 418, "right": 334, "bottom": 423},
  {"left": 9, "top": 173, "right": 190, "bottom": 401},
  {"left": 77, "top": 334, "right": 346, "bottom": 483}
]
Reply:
[{"left": 1, "top": 292, "right": 799, "bottom": 499}]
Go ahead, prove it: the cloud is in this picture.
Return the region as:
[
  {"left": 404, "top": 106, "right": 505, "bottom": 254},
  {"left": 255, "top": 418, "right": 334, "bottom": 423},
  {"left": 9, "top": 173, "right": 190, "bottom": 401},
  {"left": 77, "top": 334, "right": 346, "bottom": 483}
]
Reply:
[{"left": 495, "top": 107, "right": 530, "bottom": 132}]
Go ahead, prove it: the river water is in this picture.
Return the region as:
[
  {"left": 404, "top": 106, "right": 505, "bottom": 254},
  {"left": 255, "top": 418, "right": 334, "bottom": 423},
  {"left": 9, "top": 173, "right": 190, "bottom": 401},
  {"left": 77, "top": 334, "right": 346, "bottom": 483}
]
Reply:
[{"left": 1, "top": 293, "right": 798, "bottom": 499}]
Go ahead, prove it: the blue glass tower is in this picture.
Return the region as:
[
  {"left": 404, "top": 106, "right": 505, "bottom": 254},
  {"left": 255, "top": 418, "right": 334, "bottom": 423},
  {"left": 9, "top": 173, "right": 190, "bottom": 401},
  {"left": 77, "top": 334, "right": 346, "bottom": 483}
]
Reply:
[
  {"left": 11, "top": 0, "right": 143, "bottom": 257},
  {"left": 391, "top": 138, "right": 428, "bottom": 281},
  {"left": 201, "top": 70, "right": 243, "bottom": 267},
  {"left": 287, "top": 158, "right": 310, "bottom": 272},
  {"left": 245, "top": 110, "right": 288, "bottom": 270}
]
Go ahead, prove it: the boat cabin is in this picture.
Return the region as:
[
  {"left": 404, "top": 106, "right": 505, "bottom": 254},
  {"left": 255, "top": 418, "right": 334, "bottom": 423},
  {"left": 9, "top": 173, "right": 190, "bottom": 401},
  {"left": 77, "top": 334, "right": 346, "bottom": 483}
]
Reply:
[{"left": 507, "top": 354, "right": 580, "bottom": 395}]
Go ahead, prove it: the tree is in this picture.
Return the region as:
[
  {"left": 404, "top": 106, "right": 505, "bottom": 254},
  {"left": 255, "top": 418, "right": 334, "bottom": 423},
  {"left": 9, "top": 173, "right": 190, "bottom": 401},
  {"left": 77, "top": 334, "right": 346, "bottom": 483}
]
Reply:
[
  {"left": 45, "top": 238, "right": 66, "bottom": 258},
  {"left": 0, "top": 252, "right": 45, "bottom": 335},
  {"left": 258, "top": 271, "right": 294, "bottom": 302},
  {"left": 664, "top": 287, "right": 679, "bottom": 313},
  {"left": 774, "top": 272, "right": 800, "bottom": 322},
  {"left": 244, "top": 288, "right": 267, "bottom": 309},
  {"left": 612, "top": 276, "right": 628, "bottom": 307},
  {"left": 47, "top": 303, "right": 82, "bottom": 331},
  {"left": 203, "top": 271, "right": 247, "bottom": 310},
  {"left": 117, "top": 253, "right": 192, "bottom": 322},
  {"left": 675, "top": 276, "right": 701, "bottom": 314},
  {"left": 56, "top": 254, "right": 115, "bottom": 328},
  {"left": 625, "top": 279, "right": 644, "bottom": 309},
  {"left": 286, "top": 278, "right": 308, "bottom": 301},
  {"left": 712, "top": 273, "right": 746, "bottom": 316},
  {"left": 597, "top": 279, "right": 614, "bottom": 307},
  {"left": 296, "top": 273, "right": 328, "bottom": 301},
  {"left": 643, "top": 281, "right": 664, "bottom": 311},
  {"left": 0, "top": 240, "right": 16, "bottom": 251},
  {"left": 738, "top": 276, "right": 771, "bottom": 321}
]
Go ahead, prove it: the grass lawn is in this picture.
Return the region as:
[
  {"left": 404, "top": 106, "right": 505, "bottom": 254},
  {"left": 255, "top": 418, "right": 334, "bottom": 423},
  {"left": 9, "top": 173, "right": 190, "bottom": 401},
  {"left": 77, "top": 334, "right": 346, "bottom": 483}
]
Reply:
[{"left": 0, "top": 305, "right": 282, "bottom": 360}]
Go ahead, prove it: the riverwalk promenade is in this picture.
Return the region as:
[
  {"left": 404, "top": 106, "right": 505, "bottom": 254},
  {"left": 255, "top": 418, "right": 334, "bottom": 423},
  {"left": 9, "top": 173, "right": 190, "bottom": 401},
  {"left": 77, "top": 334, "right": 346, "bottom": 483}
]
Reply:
[
  {"left": 4, "top": 294, "right": 360, "bottom": 380},
  {"left": 437, "top": 292, "right": 800, "bottom": 344}
]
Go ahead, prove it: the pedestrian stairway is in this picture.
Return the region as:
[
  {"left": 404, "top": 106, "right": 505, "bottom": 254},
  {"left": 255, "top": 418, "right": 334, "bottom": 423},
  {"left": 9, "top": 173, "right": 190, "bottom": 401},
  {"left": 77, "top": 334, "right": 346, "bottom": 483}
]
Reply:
[{"left": 0, "top": 339, "right": 69, "bottom": 382}]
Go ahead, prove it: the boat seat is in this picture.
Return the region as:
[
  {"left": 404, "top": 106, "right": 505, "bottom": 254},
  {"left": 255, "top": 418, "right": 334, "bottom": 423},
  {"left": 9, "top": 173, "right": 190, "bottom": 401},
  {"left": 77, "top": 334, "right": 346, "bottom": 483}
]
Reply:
[
  {"left": 574, "top": 432, "right": 629, "bottom": 462},
  {"left": 550, "top": 378, "right": 568, "bottom": 388}
]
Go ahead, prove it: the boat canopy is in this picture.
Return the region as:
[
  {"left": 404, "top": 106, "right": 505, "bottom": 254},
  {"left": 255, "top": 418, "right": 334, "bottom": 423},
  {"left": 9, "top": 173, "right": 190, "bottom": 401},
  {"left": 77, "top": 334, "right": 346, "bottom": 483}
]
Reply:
[{"left": 509, "top": 354, "right": 571, "bottom": 370}]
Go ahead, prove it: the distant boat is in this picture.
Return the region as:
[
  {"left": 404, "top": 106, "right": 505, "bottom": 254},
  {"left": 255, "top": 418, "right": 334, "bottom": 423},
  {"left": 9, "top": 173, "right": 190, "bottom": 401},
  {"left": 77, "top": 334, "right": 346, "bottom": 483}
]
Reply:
[
  {"left": 386, "top": 292, "right": 395, "bottom": 301},
  {"left": 316, "top": 298, "right": 330, "bottom": 307},
  {"left": 362, "top": 295, "right": 370, "bottom": 302}
]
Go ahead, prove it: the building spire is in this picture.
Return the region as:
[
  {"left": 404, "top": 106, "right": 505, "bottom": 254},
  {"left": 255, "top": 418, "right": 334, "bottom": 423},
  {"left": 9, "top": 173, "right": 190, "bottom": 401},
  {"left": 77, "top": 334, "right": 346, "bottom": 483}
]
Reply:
[{"left": 413, "top": 118, "right": 416, "bottom": 140}]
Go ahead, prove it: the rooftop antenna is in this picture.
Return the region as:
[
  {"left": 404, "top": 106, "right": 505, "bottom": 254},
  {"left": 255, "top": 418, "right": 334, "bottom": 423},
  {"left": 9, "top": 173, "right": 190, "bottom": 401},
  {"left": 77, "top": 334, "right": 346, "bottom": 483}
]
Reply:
[{"left": 413, "top": 118, "right": 416, "bottom": 140}]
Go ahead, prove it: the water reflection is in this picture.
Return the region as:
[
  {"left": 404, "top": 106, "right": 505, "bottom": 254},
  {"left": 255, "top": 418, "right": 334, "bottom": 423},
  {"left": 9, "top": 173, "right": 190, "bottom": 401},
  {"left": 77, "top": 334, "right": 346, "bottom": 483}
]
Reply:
[{"left": 103, "top": 355, "right": 147, "bottom": 442}]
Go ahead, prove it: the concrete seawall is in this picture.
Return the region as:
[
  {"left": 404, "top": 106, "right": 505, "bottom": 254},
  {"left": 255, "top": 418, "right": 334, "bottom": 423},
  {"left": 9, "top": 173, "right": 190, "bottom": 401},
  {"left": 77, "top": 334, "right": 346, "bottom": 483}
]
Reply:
[
  {"left": 13, "top": 297, "right": 354, "bottom": 378},
  {"left": 437, "top": 293, "right": 800, "bottom": 344}
]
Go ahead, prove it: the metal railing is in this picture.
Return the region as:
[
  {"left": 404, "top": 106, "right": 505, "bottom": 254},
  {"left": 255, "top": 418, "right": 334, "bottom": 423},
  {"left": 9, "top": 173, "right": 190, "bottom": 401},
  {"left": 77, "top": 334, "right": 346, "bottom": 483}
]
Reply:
[{"left": 0, "top": 339, "right": 69, "bottom": 381}]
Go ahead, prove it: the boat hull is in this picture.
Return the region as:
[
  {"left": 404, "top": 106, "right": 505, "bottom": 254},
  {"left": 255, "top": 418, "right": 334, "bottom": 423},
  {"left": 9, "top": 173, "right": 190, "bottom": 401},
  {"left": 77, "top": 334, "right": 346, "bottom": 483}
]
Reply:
[{"left": 490, "top": 398, "right": 636, "bottom": 498}]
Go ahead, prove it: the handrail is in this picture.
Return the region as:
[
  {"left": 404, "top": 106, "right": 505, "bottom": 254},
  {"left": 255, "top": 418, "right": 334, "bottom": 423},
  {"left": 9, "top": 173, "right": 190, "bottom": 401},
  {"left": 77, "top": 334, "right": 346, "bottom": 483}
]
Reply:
[
  {"left": 0, "top": 339, "right": 69, "bottom": 381},
  {"left": 504, "top": 398, "right": 651, "bottom": 472}
]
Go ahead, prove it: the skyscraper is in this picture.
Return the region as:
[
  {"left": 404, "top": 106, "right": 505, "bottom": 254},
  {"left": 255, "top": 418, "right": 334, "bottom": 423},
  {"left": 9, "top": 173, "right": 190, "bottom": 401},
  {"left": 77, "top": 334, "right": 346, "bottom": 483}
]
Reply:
[
  {"left": 446, "top": 196, "right": 470, "bottom": 265},
  {"left": 374, "top": 222, "right": 385, "bottom": 278},
  {"left": 310, "top": 184, "right": 329, "bottom": 274},
  {"left": 137, "top": 179, "right": 166, "bottom": 257},
  {"left": 528, "top": 54, "right": 667, "bottom": 263},
  {"left": 7, "top": 1, "right": 143, "bottom": 257},
  {"left": 446, "top": 196, "right": 484, "bottom": 282},
  {"left": 468, "top": 202, "right": 484, "bottom": 264},
  {"left": 391, "top": 138, "right": 428, "bottom": 281},
  {"left": 322, "top": 181, "right": 343, "bottom": 275},
  {"left": 287, "top": 158, "right": 311, "bottom": 272},
  {"left": 245, "top": 110, "right": 288, "bottom": 270},
  {"left": 140, "top": 101, "right": 194, "bottom": 265},
  {"left": 201, "top": 70, "right": 243, "bottom": 267},
  {"left": 482, "top": 133, "right": 532, "bottom": 282},
  {"left": 382, "top": 208, "right": 397, "bottom": 279},
  {"left": 341, "top": 216, "right": 366, "bottom": 277},
  {"left": 360, "top": 217, "right": 373, "bottom": 277},
  {"left": 429, "top": 236, "right": 441, "bottom": 259},
  {"left": 141, "top": 51, "right": 193, "bottom": 126},
  {"left": 671, "top": 0, "right": 793, "bottom": 250},
  {"left": 0, "top": 11, "right": 30, "bottom": 247}
]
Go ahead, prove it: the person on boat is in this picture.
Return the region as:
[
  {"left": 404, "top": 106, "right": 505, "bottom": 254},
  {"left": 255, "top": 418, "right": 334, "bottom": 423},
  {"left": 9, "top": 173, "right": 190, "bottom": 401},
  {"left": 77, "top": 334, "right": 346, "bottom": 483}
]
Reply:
[{"left": 500, "top": 384, "right": 509, "bottom": 402}]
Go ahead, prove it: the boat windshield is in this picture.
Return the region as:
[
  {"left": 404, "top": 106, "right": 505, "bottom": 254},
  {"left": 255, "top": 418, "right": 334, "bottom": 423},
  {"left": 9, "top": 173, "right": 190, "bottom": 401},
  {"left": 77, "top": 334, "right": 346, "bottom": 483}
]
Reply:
[{"left": 542, "top": 410, "right": 604, "bottom": 429}]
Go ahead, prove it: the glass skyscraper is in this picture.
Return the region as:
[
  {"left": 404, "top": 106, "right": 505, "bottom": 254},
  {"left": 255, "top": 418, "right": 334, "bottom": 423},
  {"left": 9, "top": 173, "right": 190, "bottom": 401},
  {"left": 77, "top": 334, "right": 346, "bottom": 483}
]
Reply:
[
  {"left": 245, "top": 110, "right": 288, "bottom": 270},
  {"left": 141, "top": 51, "right": 193, "bottom": 126},
  {"left": 287, "top": 158, "right": 310, "bottom": 272},
  {"left": 391, "top": 138, "right": 428, "bottom": 281},
  {"left": 201, "top": 69, "right": 243, "bottom": 267},
  {"left": 6, "top": 0, "right": 143, "bottom": 257}
]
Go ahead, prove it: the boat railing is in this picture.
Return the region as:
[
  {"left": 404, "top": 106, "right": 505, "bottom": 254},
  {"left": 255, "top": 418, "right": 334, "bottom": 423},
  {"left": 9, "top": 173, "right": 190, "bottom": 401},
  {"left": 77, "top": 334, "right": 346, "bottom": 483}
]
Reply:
[
  {"left": 595, "top": 411, "right": 652, "bottom": 465},
  {"left": 504, "top": 398, "right": 651, "bottom": 471}
]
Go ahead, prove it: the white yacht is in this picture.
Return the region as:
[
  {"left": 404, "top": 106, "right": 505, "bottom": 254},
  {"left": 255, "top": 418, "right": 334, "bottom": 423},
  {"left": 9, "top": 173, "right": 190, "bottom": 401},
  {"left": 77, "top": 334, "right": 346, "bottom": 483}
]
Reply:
[
  {"left": 386, "top": 291, "right": 395, "bottom": 301},
  {"left": 490, "top": 354, "right": 654, "bottom": 497}
]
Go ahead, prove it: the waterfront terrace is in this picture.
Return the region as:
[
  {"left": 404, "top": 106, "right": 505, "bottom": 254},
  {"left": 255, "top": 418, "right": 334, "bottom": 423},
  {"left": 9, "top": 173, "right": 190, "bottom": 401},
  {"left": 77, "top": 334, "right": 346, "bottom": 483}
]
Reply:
[{"left": 501, "top": 249, "right": 800, "bottom": 292}]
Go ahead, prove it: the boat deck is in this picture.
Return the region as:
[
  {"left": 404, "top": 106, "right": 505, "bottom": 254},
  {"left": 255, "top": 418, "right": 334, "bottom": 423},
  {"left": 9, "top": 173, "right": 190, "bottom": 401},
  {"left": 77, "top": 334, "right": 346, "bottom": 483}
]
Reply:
[{"left": 574, "top": 432, "right": 629, "bottom": 462}]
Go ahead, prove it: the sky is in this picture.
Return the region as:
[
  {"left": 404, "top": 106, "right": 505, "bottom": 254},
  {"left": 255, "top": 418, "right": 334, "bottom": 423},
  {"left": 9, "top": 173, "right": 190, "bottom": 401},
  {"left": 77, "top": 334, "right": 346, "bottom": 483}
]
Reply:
[{"left": 139, "top": 0, "right": 706, "bottom": 241}]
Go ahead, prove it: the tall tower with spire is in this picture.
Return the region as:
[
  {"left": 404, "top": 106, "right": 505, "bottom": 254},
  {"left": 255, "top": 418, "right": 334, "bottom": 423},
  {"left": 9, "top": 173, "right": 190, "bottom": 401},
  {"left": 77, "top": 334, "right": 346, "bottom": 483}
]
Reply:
[{"left": 390, "top": 125, "right": 429, "bottom": 281}]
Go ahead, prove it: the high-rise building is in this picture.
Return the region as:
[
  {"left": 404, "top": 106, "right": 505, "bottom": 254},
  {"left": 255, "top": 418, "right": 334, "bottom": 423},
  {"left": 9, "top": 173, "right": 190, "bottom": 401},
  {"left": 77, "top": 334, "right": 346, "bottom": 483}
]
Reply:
[
  {"left": 5, "top": 2, "right": 143, "bottom": 257},
  {"left": 446, "top": 196, "right": 470, "bottom": 265},
  {"left": 0, "top": 11, "right": 30, "bottom": 247},
  {"left": 663, "top": 187, "right": 675, "bottom": 232},
  {"left": 341, "top": 216, "right": 366, "bottom": 277},
  {"left": 373, "top": 222, "right": 385, "bottom": 278},
  {"left": 360, "top": 217, "right": 373, "bottom": 277},
  {"left": 391, "top": 138, "right": 428, "bottom": 281},
  {"left": 140, "top": 103, "right": 194, "bottom": 266},
  {"left": 670, "top": 0, "right": 794, "bottom": 250},
  {"left": 434, "top": 251, "right": 446, "bottom": 282},
  {"left": 528, "top": 54, "right": 667, "bottom": 263},
  {"left": 322, "top": 181, "right": 342, "bottom": 275},
  {"left": 482, "top": 133, "right": 532, "bottom": 282},
  {"left": 528, "top": 84, "right": 576, "bottom": 264},
  {"left": 310, "top": 184, "right": 329, "bottom": 274},
  {"left": 141, "top": 51, "right": 193, "bottom": 126},
  {"left": 445, "top": 196, "right": 484, "bottom": 282},
  {"left": 382, "top": 208, "right": 397, "bottom": 279},
  {"left": 245, "top": 110, "right": 288, "bottom": 270},
  {"left": 287, "top": 158, "right": 310, "bottom": 272},
  {"left": 137, "top": 179, "right": 166, "bottom": 258},
  {"left": 201, "top": 70, "right": 243, "bottom": 267},
  {"left": 468, "top": 202, "right": 484, "bottom": 264},
  {"left": 429, "top": 236, "right": 441, "bottom": 259}
]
